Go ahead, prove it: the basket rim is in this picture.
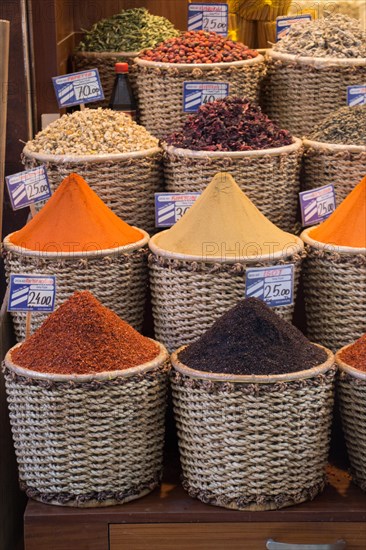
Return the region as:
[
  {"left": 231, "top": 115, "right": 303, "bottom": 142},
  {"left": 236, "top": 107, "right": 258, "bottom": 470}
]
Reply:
[
  {"left": 74, "top": 49, "right": 142, "bottom": 57},
  {"left": 149, "top": 234, "right": 304, "bottom": 264},
  {"left": 22, "top": 145, "right": 161, "bottom": 164},
  {"left": 267, "top": 50, "right": 366, "bottom": 67},
  {"left": 335, "top": 344, "right": 366, "bottom": 380},
  {"left": 171, "top": 343, "right": 334, "bottom": 383},
  {"left": 162, "top": 137, "right": 302, "bottom": 158},
  {"left": 303, "top": 139, "right": 366, "bottom": 153},
  {"left": 5, "top": 340, "right": 169, "bottom": 382},
  {"left": 3, "top": 229, "right": 149, "bottom": 259},
  {"left": 134, "top": 53, "right": 264, "bottom": 70},
  {"left": 301, "top": 227, "right": 366, "bottom": 255}
]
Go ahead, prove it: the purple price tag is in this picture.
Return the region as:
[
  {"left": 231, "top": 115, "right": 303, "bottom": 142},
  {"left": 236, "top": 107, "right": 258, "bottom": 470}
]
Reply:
[
  {"left": 299, "top": 184, "right": 336, "bottom": 227},
  {"left": 155, "top": 192, "right": 200, "bottom": 227},
  {"left": 6, "top": 166, "right": 51, "bottom": 210}
]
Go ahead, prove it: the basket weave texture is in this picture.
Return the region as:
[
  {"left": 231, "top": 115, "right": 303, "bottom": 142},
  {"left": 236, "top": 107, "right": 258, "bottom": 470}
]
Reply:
[
  {"left": 171, "top": 346, "right": 335, "bottom": 510},
  {"left": 149, "top": 244, "right": 304, "bottom": 353},
  {"left": 134, "top": 56, "right": 265, "bottom": 139},
  {"left": 262, "top": 52, "right": 366, "bottom": 136},
  {"left": 22, "top": 147, "right": 163, "bottom": 234},
  {"left": 301, "top": 229, "right": 366, "bottom": 352},
  {"left": 4, "top": 343, "right": 170, "bottom": 507},
  {"left": 336, "top": 351, "right": 366, "bottom": 492},
  {"left": 301, "top": 140, "right": 366, "bottom": 204},
  {"left": 3, "top": 233, "right": 149, "bottom": 340},
  {"left": 73, "top": 51, "right": 140, "bottom": 108},
  {"left": 163, "top": 139, "right": 302, "bottom": 232}
]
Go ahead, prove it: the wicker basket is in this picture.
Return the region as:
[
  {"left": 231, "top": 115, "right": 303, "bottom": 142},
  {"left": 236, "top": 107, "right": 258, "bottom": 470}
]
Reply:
[
  {"left": 301, "top": 228, "right": 366, "bottom": 352},
  {"left": 3, "top": 231, "right": 149, "bottom": 340},
  {"left": 4, "top": 342, "right": 170, "bottom": 507},
  {"left": 262, "top": 51, "right": 366, "bottom": 136},
  {"left": 302, "top": 140, "right": 366, "bottom": 204},
  {"left": 134, "top": 55, "right": 265, "bottom": 139},
  {"left": 149, "top": 237, "right": 304, "bottom": 352},
  {"left": 336, "top": 347, "right": 366, "bottom": 492},
  {"left": 73, "top": 50, "right": 140, "bottom": 108},
  {"left": 171, "top": 344, "right": 335, "bottom": 510},
  {"left": 22, "top": 147, "right": 163, "bottom": 234},
  {"left": 162, "top": 138, "right": 302, "bottom": 232}
]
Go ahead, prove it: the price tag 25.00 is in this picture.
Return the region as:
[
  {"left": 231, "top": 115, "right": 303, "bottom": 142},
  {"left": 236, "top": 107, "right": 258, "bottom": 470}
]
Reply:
[
  {"left": 8, "top": 274, "right": 56, "bottom": 312},
  {"left": 188, "top": 3, "right": 228, "bottom": 36},
  {"left": 245, "top": 265, "right": 294, "bottom": 308},
  {"left": 6, "top": 165, "right": 51, "bottom": 210},
  {"left": 299, "top": 184, "right": 336, "bottom": 227}
]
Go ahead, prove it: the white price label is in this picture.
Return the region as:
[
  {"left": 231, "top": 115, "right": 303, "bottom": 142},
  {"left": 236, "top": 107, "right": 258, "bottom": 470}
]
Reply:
[{"left": 245, "top": 265, "right": 294, "bottom": 307}]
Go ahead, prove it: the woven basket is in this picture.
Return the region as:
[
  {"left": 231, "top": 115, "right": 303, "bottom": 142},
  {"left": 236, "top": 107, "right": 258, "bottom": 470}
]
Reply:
[
  {"left": 73, "top": 50, "right": 140, "bottom": 108},
  {"left": 301, "top": 228, "right": 366, "bottom": 352},
  {"left": 4, "top": 342, "right": 170, "bottom": 507},
  {"left": 162, "top": 138, "right": 302, "bottom": 232},
  {"left": 149, "top": 237, "right": 304, "bottom": 352},
  {"left": 134, "top": 55, "right": 265, "bottom": 139},
  {"left": 3, "top": 231, "right": 149, "bottom": 340},
  {"left": 22, "top": 147, "right": 163, "bottom": 234},
  {"left": 302, "top": 140, "right": 366, "bottom": 204},
  {"left": 171, "top": 345, "right": 335, "bottom": 510},
  {"left": 336, "top": 347, "right": 366, "bottom": 492},
  {"left": 262, "top": 51, "right": 366, "bottom": 136}
]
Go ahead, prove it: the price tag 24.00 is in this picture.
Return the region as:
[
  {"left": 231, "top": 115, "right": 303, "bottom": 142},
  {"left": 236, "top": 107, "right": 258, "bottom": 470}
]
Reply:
[
  {"left": 155, "top": 192, "right": 200, "bottom": 227},
  {"left": 52, "top": 69, "right": 104, "bottom": 108},
  {"left": 6, "top": 165, "right": 51, "bottom": 210},
  {"left": 8, "top": 274, "right": 56, "bottom": 312},
  {"left": 183, "top": 81, "right": 229, "bottom": 112},
  {"left": 245, "top": 265, "right": 294, "bottom": 308},
  {"left": 188, "top": 3, "right": 228, "bottom": 36},
  {"left": 299, "top": 184, "right": 336, "bottom": 227}
]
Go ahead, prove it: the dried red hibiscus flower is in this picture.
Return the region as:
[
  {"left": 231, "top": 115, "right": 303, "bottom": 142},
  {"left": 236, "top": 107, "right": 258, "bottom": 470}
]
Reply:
[{"left": 165, "top": 97, "right": 293, "bottom": 152}]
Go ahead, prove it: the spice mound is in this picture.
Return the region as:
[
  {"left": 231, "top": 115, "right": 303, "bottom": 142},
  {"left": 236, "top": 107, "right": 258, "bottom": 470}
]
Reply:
[
  {"left": 77, "top": 7, "right": 179, "bottom": 53},
  {"left": 25, "top": 108, "right": 158, "bottom": 156},
  {"left": 273, "top": 14, "right": 366, "bottom": 58},
  {"left": 179, "top": 298, "right": 327, "bottom": 375},
  {"left": 11, "top": 291, "right": 160, "bottom": 375},
  {"left": 152, "top": 172, "right": 300, "bottom": 257},
  {"left": 165, "top": 97, "right": 293, "bottom": 151},
  {"left": 309, "top": 175, "right": 366, "bottom": 248},
  {"left": 340, "top": 334, "right": 366, "bottom": 372},
  {"left": 308, "top": 105, "right": 366, "bottom": 146},
  {"left": 9, "top": 173, "right": 143, "bottom": 252},
  {"left": 140, "top": 30, "right": 258, "bottom": 63}
]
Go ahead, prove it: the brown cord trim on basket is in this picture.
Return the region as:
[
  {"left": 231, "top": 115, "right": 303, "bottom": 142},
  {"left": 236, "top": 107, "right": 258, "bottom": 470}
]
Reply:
[
  {"left": 2, "top": 247, "right": 148, "bottom": 265},
  {"left": 20, "top": 475, "right": 161, "bottom": 505},
  {"left": 182, "top": 476, "right": 325, "bottom": 509},
  {"left": 148, "top": 251, "right": 305, "bottom": 273},
  {"left": 305, "top": 246, "right": 366, "bottom": 266},
  {"left": 171, "top": 367, "right": 336, "bottom": 394},
  {"left": 3, "top": 361, "right": 170, "bottom": 389},
  {"left": 338, "top": 371, "right": 366, "bottom": 386}
]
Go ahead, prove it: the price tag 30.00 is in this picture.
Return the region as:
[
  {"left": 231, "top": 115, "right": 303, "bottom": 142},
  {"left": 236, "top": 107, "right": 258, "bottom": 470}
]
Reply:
[
  {"left": 188, "top": 3, "right": 228, "bottom": 36},
  {"left": 245, "top": 265, "right": 294, "bottom": 308},
  {"left": 6, "top": 165, "right": 51, "bottom": 210},
  {"left": 183, "top": 81, "right": 229, "bottom": 112},
  {"left": 8, "top": 274, "right": 56, "bottom": 312},
  {"left": 299, "top": 184, "right": 336, "bottom": 227},
  {"left": 52, "top": 69, "right": 104, "bottom": 108},
  {"left": 155, "top": 193, "right": 200, "bottom": 227}
]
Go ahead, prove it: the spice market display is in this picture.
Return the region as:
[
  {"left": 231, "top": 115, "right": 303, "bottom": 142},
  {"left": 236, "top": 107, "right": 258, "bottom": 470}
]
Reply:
[{"left": 1, "top": 3, "right": 366, "bottom": 548}]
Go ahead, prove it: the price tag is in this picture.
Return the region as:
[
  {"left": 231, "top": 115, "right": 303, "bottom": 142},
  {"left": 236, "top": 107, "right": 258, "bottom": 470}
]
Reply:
[
  {"left": 183, "top": 81, "right": 229, "bottom": 112},
  {"left": 52, "top": 69, "right": 104, "bottom": 108},
  {"left": 155, "top": 192, "right": 200, "bottom": 227},
  {"left": 276, "top": 15, "right": 312, "bottom": 41},
  {"left": 188, "top": 3, "right": 228, "bottom": 36},
  {"left": 6, "top": 166, "right": 51, "bottom": 210},
  {"left": 347, "top": 85, "right": 366, "bottom": 107},
  {"left": 245, "top": 265, "right": 294, "bottom": 308},
  {"left": 299, "top": 184, "right": 336, "bottom": 227},
  {"left": 8, "top": 274, "right": 56, "bottom": 312}
]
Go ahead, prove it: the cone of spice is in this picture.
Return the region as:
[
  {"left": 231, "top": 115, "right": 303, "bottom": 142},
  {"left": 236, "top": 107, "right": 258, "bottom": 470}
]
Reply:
[
  {"left": 301, "top": 176, "right": 366, "bottom": 352},
  {"left": 171, "top": 298, "right": 335, "bottom": 511},
  {"left": 4, "top": 291, "right": 170, "bottom": 507}
]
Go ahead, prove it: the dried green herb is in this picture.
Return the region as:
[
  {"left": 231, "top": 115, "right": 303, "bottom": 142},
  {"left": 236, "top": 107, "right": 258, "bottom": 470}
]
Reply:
[
  {"left": 77, "top": 8, "right": 179, "bottom": 53},
  {"left": 309, "top": 105, "right": 366, "bottom": 145}
]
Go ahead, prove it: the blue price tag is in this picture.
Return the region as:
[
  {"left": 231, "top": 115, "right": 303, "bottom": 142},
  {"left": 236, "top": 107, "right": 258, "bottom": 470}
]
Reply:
[
  {"left": 8, "top": 274, "right": 56, "bottom": 312},
  {"left": 276, "top": 15, "right": 312, "bottom": 41},
  {"left": 6, "top": 166, "right": 51, "bottom": 210},
  {"left": 183, "top": 81, "right": 229, "bottom": 112},
  {"left": 347, "top": 85, "right": 366, "bottom": 107},
  {"left": 188, "top": 3, "right": 228, "bottom": 36},
  {"left": 155, "top": 192, "right": 200, "bottom": 227},
  {"left": 299, "top": 184, "right": 336, "bottom": 227},
  {"left": 245, "top": 265, "right": 294, "bottom": 307},
  {"left": 52, "top": 69, "right": 104, "bottom": 108}
]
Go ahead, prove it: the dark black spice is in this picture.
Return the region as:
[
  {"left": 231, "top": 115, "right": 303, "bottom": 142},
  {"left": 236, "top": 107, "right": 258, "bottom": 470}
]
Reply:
[
  {"left": 165, "top": 97, "right": 293, "bottom": 152},
  {"left": 179, "top": 298, "right": 327, "bottom": 375}
]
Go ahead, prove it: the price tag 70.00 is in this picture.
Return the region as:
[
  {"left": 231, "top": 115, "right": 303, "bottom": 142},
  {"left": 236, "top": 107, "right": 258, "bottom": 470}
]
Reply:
[
  {"left": 52, "top": 69, "right": 104, "bottom": 108},
  {"left": 245, "top": 265, "right": 294, "bottom": 307},
  {"left": 8, "top": 275, "right": 56, "bottom": 312}
]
